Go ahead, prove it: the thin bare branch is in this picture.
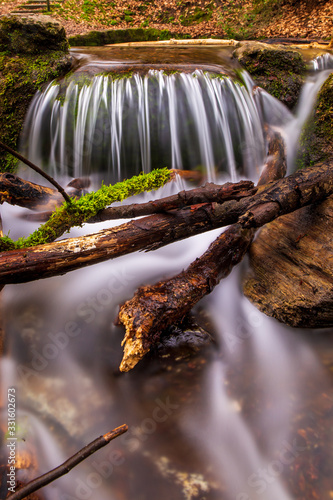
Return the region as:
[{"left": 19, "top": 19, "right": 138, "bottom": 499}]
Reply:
[
  {"left": 0, "top": 140, "right": 71, "bottom": 204},
  {"left": 7, "top": 424, "right": 128, "bottom": 500}
]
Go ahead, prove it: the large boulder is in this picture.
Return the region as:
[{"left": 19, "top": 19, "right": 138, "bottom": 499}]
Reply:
[
  {"left": 0, "top": 15, "right": 71, "bottom": 171},
  {"left": 243, "top": 192, "right": 333, "bottom": 328},
  {"left": 233, "top": 41, "right": 307, "bottom": 108},
  {"left": 0, "top": 14, "right": 68, "bottom": 54}
]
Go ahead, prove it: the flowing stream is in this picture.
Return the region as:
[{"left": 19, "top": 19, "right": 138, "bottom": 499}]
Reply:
[{"left": 1, "top": 45, "right": 333, "bottom": 500}]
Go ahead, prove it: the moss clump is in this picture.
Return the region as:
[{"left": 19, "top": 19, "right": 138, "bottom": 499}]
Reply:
[
  {"left": 0, "top": 168, "right": 171, "bottom": 251},
  {"left": 296, "top": 73, "right": 333, "bottom": 169},
  {"left": 68, "top": 28, "right": 190, "bottom": 47},
  {"left": 233, "top": 42, "right": 306, "bottom": 108}
]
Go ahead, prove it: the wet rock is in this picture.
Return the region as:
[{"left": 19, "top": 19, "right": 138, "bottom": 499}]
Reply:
[
  {"left": 0, "top": 16, "right": 72, "bottom": 171},
  {"left": 233, "top": 41, "right": 306, "bottom": 108},
  {"left": 296, "top": 72, "right": 333, "bottom": 168},
  {"left": 243, "top": 193, "right": 333, "bottom": 328},
  {"left": 0, "top": 14, "right": 68, "bottom": 55}
]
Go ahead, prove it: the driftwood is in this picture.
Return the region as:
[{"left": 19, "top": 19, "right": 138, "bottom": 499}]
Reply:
[
  {"left": 0, "top": 172, "right": 90, "bottom": 211},
  {"left": 0, "top": 140, "right": 71, "bottom": 203},
  {"left": 0, "top": 164, "right": 332, "bottom": 285},
  {"left": 118, "top": 130, "right": 287, "bottom": 371}
]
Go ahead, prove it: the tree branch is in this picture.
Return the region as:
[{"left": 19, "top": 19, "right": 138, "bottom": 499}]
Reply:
[
  {"left": 7, "top": 424, "right": 128, "bottom": 500},
  {"left": 0, "top": 140, "right": 71, "bottom": 204},
  {"left": 0, "top": 164, "right": 331, "bottom": 285}
]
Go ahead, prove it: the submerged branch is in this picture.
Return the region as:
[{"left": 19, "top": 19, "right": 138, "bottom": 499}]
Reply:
[{"left": 7, "top": 424, "right": 128, "bottom": 500}]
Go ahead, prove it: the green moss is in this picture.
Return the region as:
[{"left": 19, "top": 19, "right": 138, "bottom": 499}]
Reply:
[
  {"left": 0, "top": 15, "right": 68, "bottom": 54},
  {"left": 233, "top": 43, "right": 306, "bottom": 108},
  {"left": 0, "top": 168, "right": 171, "bottom": 251},
  {"left": 0, "top": 51, "right": 71, "bottom": 172}
]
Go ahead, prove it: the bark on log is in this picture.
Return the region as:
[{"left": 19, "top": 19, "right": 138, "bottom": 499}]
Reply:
[
  {"left": 118, "top": 129, "right": 286, "bottom": 371},
  {"left": 88, "top": 179, "right": 256, "bottom": 222},
  {"left": 243, "top": 194, "right": 333, "bottom": 328},
  {"left": 0, "top": 173, "right": 90, "bottom": 211},
  {"left": 0, "top": 172, "right": 62, "bottom": 210},
  {"left": 0, "top": 164, "right": 331, "bottom": 286},
  {"left": 119, "top": 224, "right": 255, "bottom": 371}
]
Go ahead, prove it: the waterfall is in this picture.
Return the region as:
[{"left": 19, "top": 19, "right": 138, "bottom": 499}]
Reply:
[
  {"left": 20, "top": 70, "right": 266, "bottom": 183},
  {"left": 312, "top": 52, "right": 333, "bottom": 71},
  {"left": 1, "top": 47, "right": 333, "bottom": 500}
]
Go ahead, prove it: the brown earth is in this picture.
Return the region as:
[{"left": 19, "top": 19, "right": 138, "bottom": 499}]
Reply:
[{"left": 0, "top": 0, "right": 332, "bottom": 41}]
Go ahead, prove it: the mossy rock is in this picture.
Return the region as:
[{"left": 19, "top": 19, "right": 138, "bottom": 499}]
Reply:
[
  {"left": 233, "top": 41, "right": 306, "bottom": 108},
  {"left": 0, "top": 15, "right": 69, "bottom": 55},
  {"left": 296, "top": 73, "right": 333, "bottom": 168},
  {"left": 68, "top": 28, "right": 190, "bottom": 47},
  {"left": 0, "top": 52, "right": 72, "bottom": 172}
]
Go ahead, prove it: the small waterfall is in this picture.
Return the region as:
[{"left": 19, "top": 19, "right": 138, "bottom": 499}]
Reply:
[
  {"left": 20, "top": 70, "right": 266, "bottom": 183},
  {"left": 312, "top": 52, "right": 333, "bottom": 71},
  {"left": 2, "top": 46, "right": 333, "bottom": 500}
]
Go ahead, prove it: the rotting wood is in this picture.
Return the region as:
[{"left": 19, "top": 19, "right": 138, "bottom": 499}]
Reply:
[
  {"left": 119, "top": 223, "right": 255, "bottom": 371},
  {"left": 0, "top": 163, "right": 331, "bottom": 286},
  {"left": 118, "top": 129, "right": 287, "bottom": 371},
  {"left": 0, "top": 173, "right": 91, "bottom": 211}
]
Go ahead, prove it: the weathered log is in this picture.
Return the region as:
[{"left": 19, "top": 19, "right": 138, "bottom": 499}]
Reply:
[
  {"left": 0, "top": 173, "right": 91, "bottom": 211},
  {"left": 118, "top": 129, "right": 286, "bottom": 371},
  {"left": 0, "top": 172, "right": 62, "bottom": 210},
  {"left": 88, "top": 179, "right": 256, "bottom": 222},
  {"left": 0, "top": 164, "right": 331, "bottom": 286},
  {"left": 119, "top": 223, "right": 255, "bottom": 371},
  {"left": 243, "top": 194, "right": 333, "bottom": 328}
]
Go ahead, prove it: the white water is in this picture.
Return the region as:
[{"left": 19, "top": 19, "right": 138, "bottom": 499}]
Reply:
[
  {"left": 1, "top": 49, "right": 333, "bottom": 500},
  {"left": 20, "top": 70, "right": 266, "bottom": 183}
]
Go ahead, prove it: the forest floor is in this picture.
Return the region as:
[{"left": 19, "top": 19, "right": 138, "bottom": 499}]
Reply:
[{"left": 0, "top": 0, "right": 332, "bottom": 41}]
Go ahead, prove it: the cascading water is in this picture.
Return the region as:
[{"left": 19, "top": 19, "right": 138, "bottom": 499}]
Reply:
[
  {"left": 1, "top": 46, "right": 333, "bottom": 500},
  {"left": 20, "top": 70, "right": 266, "bottom": 183}
]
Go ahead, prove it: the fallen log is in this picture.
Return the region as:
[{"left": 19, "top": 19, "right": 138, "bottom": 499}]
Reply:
[
  {"left": 21, "top": 179, "right": 256, "bottom": 222},
  {"left": 0, "top": 172, "right": 91, "bottom": 211},
  {"left": 0, "top": 164, "right": 331, "bottom": 285},
  {"left": 119, "top": 223, "right": 255, "bottom": 371},
  {"left": 88, "top": 179, "right": 256, "bottom": 222},
  {"left": 118, "top": 129, "right": 287, "bottom": 371},
  {"left": 0, "top": 172, "right": 62, "bottom": 210}
]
